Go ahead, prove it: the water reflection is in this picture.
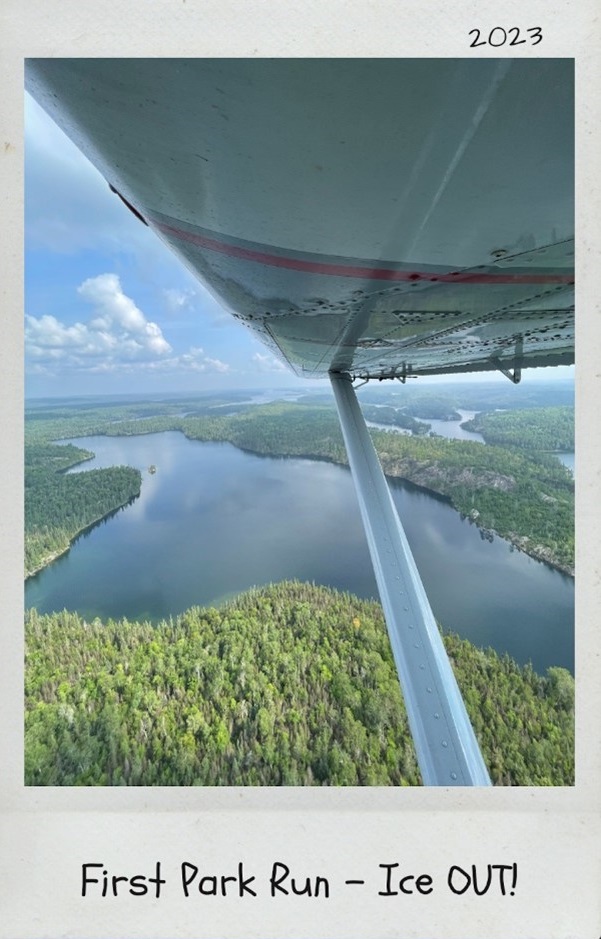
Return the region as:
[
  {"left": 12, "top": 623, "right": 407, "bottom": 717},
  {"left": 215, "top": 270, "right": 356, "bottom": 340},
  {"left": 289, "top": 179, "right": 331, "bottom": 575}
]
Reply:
[{"left": 27, "top": 431, "right": 574, "bottom": 674}]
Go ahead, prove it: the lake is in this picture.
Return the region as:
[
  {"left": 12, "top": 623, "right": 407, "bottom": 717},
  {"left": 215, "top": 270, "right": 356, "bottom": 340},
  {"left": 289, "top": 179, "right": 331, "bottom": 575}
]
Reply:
[
  {"left": 416, "top": 409, "right": 485, "bottom": 442},
  {"left": 366, "top": 408, "right": 485, "bottom": 442},
  {"left": 367, "top": 411, "right": 575, "bottom": 475},
  {"left": 25, "top": 431, "right": 574, "bottom": 675}
]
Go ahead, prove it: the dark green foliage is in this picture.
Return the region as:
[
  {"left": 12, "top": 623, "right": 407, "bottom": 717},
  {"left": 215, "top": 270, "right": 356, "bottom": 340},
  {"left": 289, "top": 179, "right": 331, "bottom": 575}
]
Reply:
[
  {"left": 370, "top": 428, "right": 574, "bottom": 572},
  {"left": 360, "top": 404, "right": 431, "bottom": 434},
  {"left": 25, "top": 441, "right": 94, "bottom": 472},
  {"left": 25, "top": 442, "right": 141, "bottom": 576},
  {"left": 400, "top": 395, "right": 460, "bottom": 420},
  {"left": 462, "top": 407, "right": 574, "bottom": 452},
  {"left": 24, "top": 582, "right": 574, "bottom": 787}
]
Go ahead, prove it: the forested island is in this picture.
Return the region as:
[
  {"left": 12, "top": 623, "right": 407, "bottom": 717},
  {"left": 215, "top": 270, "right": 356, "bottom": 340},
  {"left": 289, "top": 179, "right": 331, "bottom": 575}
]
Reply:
[
  {"left": 461, "top": 406, "right": 574, "bottom": 452},
  {"left": 25, "top": 392, "right": 574, "bottom": 576},
  {"left": 360, "top": 404, "right": 432, "bottom": 434},
  {"left": 25, "top": 581, "right": 574, "bottom": 786}
]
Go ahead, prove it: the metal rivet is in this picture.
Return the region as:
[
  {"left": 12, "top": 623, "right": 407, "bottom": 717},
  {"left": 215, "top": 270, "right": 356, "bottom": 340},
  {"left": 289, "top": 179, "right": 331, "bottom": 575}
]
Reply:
[
  {"left": 450, "top": 772, "right": 457, "bottom": 780},
  {"left": 426, "top": 687, "right": 433, "bottom": 693},
  {"left": 419, "top": 664, "right": 425, "bottom": 670},
  {"left": 442, "top": 740, "right": 448, "bottom": 748},
  {"left": 434, "top": 713, "right": 440, "bottom": 719}
]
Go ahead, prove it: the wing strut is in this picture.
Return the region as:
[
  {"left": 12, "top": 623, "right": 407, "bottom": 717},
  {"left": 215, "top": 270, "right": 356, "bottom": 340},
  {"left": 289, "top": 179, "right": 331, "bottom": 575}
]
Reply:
[{"left": 330, "top": 371, "right": 491, "bottom": 786}]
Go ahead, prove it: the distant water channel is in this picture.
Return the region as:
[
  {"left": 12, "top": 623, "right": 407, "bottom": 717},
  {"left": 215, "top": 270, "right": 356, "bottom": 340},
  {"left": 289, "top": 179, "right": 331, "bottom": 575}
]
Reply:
[
  {"left": 366, "top": 408, "right": 485, "bottom": 443},
  {"left": 25, "top": 431, "right": 574, "bottom": 675}
]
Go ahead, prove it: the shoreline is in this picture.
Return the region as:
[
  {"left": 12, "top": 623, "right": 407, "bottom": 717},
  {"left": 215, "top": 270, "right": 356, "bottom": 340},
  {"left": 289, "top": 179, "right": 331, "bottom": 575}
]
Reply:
[
  {"left": 220, "top": 438, "right": 575, "bottom": 578},
  {"left": 387, "top": 471, "right": 574, "bottom": 578},
  {"left": 25, "top": 494, "right": 140, "bottom": 581},
  {"left": 26, "top": 544, "right": 71, "bottom": 580},
  {"left": 26, "top": 426, "right": 574, "bottom": 581}
]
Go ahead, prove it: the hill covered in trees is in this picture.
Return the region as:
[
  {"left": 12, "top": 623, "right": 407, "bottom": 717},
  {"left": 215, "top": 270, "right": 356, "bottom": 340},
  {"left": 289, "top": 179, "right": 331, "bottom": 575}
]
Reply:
[
  {"left": 25, "top": 582, "right": 574, "bottom": 787},
  {"left": 462, "top": 406, "right": 574, "bottom": 452}
]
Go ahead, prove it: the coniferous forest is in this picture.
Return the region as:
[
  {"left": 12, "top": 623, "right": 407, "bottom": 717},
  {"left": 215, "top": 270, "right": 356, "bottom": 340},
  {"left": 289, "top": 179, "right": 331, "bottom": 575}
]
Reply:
[
  {"left": 461, "top": 406, "right": 574, "bottom": 451},
  {"left": 25, "top": 582, "right": 574, "bottom": 787}
]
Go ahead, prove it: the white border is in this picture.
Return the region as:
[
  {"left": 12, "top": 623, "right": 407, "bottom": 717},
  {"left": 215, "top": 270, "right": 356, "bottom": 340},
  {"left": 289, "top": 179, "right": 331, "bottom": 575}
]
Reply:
[{"left": 1, "top": 2, "right": 600, "bottom": 936}]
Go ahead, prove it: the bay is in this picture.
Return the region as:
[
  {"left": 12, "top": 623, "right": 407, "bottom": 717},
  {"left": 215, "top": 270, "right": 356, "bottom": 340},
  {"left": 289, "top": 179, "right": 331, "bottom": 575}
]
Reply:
[
  {"left": 556, "top": 452, "right": 575, "bottom": 474},
  {"left": 25, "top": 431, "right": 574, "bottom": 675},
  {"left": 416, "top": 409, "right": 485, "bottom": 442}
]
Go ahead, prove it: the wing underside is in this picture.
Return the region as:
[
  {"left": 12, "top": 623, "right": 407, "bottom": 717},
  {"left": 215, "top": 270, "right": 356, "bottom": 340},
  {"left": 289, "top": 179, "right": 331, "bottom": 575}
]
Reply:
[
  {"left": 26, "top": 58, "right": 575, "bottom": 380},
  {"left": 150, "top": 216, "right": 574, "bottom": 380}
]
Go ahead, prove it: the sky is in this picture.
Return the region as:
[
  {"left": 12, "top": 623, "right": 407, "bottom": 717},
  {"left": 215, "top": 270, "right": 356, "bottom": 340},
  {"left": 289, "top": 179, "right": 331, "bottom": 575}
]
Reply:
[
  {"left": 24, "top": 94, "right": 310, "bottom": 399},
  {"left": 25, "top": 93, "right": 573, "bottom": 400}
]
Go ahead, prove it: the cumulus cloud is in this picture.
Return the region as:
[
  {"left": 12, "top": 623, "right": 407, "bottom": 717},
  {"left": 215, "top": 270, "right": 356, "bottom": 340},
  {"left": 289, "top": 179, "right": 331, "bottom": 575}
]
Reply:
[
  {"left": 25, "top": 273, "right": 233, "bottom": 379},
  {"left": 181, "top": 347, "right": 230, "bottom": 373},
  {"left": 252, "top": 351, "right": 288, "bottom": 373},
  {"left": 163, "top": 287, "right": 197, "bottom": 314},
  {"left": 136, "top": 347, "right": 231, "bottom": 374},
  {"left": 25, "top": 272, "right": 171, "bottom": 367},
  {"left": 78, "top": 273, "right": 172, "bottom": 356}
]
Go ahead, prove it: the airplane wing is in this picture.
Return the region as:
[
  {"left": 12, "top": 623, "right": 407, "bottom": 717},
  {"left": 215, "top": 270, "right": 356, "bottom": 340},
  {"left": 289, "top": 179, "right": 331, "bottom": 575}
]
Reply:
[
  {"left": 25, "top": 59, "right": 574, "bottom": 786},
  {"left": 25, "top": 58, "right": 574, "bottom": 383}
]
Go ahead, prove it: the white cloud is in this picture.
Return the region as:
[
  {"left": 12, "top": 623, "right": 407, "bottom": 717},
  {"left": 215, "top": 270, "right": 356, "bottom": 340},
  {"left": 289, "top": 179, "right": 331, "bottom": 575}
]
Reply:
[
  {"left": 156, "top": 347, "right": 231, "bottom": 375},
  {"left": 26, "top": 273, "right": 171, "bottom": 370},
  {"left": 25, "top": 273, "right": 232, "bottom": 380},
  {"left": 77, "top": 273, "right": 171, "bottom": 356},
  {"left": 252, "top": 351, "right": 288, "bottom": 373},
  {"left": 163, "top": 287, "right": 197, "bottom": 314},
  {"left": 25, "top": 313, "right": 119, "bottom": 364}
]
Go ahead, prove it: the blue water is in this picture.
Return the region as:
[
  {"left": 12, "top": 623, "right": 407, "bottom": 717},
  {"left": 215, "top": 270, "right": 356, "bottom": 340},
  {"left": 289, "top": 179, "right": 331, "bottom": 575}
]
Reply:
[{"left": 25, "top": 431, "right": 574, "bottom": 674}]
